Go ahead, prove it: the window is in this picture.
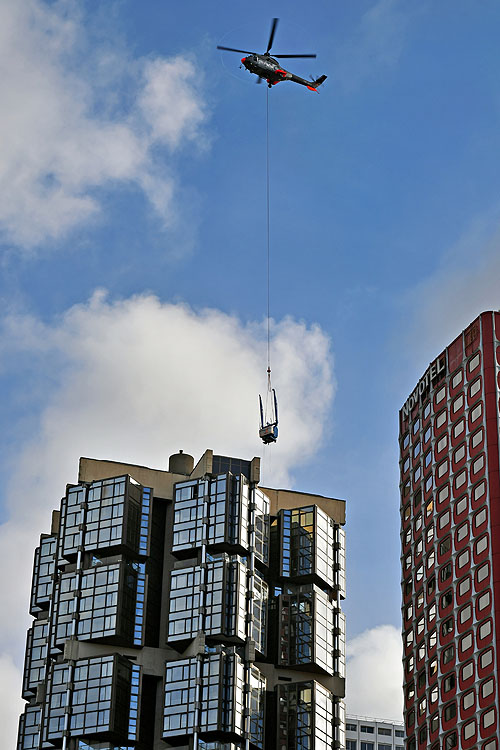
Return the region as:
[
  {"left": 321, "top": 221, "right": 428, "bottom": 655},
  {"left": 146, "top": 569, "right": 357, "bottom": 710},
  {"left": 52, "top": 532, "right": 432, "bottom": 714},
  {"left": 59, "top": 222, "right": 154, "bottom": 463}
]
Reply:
[
  {"left": 468, "top": 353, "right": 480, "bottom": 373},
  {"left": 424, "top": 426, "right": 431, "bottom": 443},
  {"left": 469, "top": 377, "right": 481, "bottom": 397},
  {"left": 361, "top": 726, "right": 375, "bottom": 734},
  {"left": 457, "top": 548, "right": 470, "bottom": 569},
  {"left": 414, "top": 465, "right": 421, "bottom": 483},
  {"left": 427, "top": 576, "right": 436, "bottom": 595},
  {"left": 461, "top": 690, "right": 474, "bottom": 710},
  {"left": 378, "top": 744, "right": 391, "bottom": 750},
  {"left": 459, "top": 632, "right": 473, "bottom": 653},
  {"left": 479, "top": 620, "right": 492, "bottom": 640},
  {"left": 440, "top": 563, "right": 452, "bottom": 582},
  {"left": 436, "top": 410, "right": 447, "bottom": 428},
  {"left": 417, "top": 616, "right": 425, "bottom": 635},
  {"left": 439, "top": 536, "right": 451, "bottom": 555},
  {"left": 425, "top": 473, "right": 433, "bottom": 492},
  {"left": 442, "top": 644, "right": 454, "bottom": 664},
  {"left": 481, "top": 678, "right": 494, "bottom": 699},
  {"left": 453, "top": 419, "right": 465, "bottom": 438},
  {"left": 430, "top": 714, "right": 439, "bottom": 733},
  {"left": 451, "top": 370, "right": 463, "bottom": 388},
  {"left": 455, "top": 495, "right": 468, "bottom": 516},
  {"left": 347, "top": 742, "right": 357, "bottom": 750},
  {"left": 458, "top": 576, "right": 471, "bottom": 596},
  {"left": 437, "top": 434, "right": 448, "bottom": 452},
  {"left": 425, "top": 450, "right": 432, "bottom": 468},
  {"left": 426, "top": 525, "right": 434, "bottom": 544},
  {"left": 361, "top": 744, "right": 374, "bottom": 750},
  {"left": 423, "top": 401, "right": 431, "bottom": 419},
  {"left": 443, "top": 702, "right": 456, "bottom": 721},
  {"left": 439, "top": 510, "right": 450, "bottom": 529},
  {"left": 475, "top": 535, "right": 488, "bottom": 556},
  {"left": 473, "top": 480, "right": 486, "bottom": 502},
  {"left": 438, "top": 484, "right": 449, "bottom": 505},
  {"left": 461, "top": 661, "right": 474, "bottom": 681},
  {"left": 427, "top": 549, "right": 435, "bottom": 569},
  {"left": 452, "top": 394, "right": 464, "bottom": 413},
  {"left": 453, "top": 444, "right": 465, "bottom": 463},
  {"left": 413, "top": 418, "right": 420, "bottom": 435},
  {"left": 403, "top": 433, "right": 410, "bottom": 450},
  {"left": 480, "top": 649, "right": 493, "bottom": 668},
  {"left": 414, "top": 441, "right": 421, "bottom": 458},
  {"left": 463, "top": 720, "right": 476, "bottom": 740},
  {"left": 470, "top": 402, "right": 482, "bottom": 423},
  {"left": 429, "top": 658, "right": 437, "bottom": 676},
  {"left": 459, "top": 605, "right": 472, "bottom": 625},
  {"left": 474, "top": 508, "right": 487, "bottom": 530},
  {"left": 471, "top": 428, "right": 483, "bottom": 448},
  {"left": 482, "top": 708, "right": 495, "bottom": 729},
  {"left": 378, "top": 728, "right": 392, "bottom": 736},
  {"left": 441, "top": 617, "right": 453, "bottom": 636},
  {"left": 456, "top": 522, "right": 468, "bottom": 542},
  {"left": 455, "top": 469, "right": 466, "bottom": 489},
  {"left": 472, "top": 454, "right": 484, "bottom": 474},
  {"left": 436, "top": 385, "right": 446, "bottom": 403},
  {"left": 443, "top": 673, "right": 455, "bottom": 692},
  {"left": 440, "top": 590, "right": 453, "bottom": 610},
  {"left": 437, "top": 459, "right": 448, "bottom": 477},
  {"left": 430, "top": 685, "right": 438, "bottom": 703},
  {"left": 444, "top": 731, "right": 457, "bottom": 749},
  {"left": 428, "top": 629, "right": 437, "bottom": 649},
  {"left": 415, "top": 513, "right": 422, "bottom": 532}
]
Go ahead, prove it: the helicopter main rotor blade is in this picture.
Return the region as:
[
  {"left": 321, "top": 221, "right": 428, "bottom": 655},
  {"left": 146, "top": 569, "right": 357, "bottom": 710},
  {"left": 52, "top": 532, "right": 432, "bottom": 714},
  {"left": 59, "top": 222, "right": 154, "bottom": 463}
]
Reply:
[
  {"left": 266, "top": 18, "right": 279, "bottom": 53},
  {"left": 274, "top": 54, "right": 317, "bottom": 58},
  {"left": 217, "top": 45, "right": 254, "bottom": 54}
]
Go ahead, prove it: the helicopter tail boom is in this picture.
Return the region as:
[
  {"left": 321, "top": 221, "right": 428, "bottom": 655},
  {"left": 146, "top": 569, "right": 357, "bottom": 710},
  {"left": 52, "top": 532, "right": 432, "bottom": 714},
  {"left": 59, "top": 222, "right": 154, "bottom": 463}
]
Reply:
[{"left": 288, "top": 72, "right": 327, "bottom": 91}]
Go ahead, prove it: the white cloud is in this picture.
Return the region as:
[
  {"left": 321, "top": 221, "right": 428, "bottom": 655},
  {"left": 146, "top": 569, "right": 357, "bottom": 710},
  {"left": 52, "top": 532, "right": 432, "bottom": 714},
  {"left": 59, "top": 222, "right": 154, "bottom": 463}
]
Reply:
[
  {"left": 399, "top": 205, "right": 500, "bottom": 375},
  {"left": 335, "top": 0, "right": 421, "bottom": 90},
  {"left": 0, "top": 291, "right": 335, "bottom": 739},
  {"left": 0, "top": 653, "right": 24, "bottom": 750},
  {"left": 346, "top": 624, "right": 403, "bottom": 720},
  {"left": 0, "top": 0, "right": 209, "bottom": 250}
]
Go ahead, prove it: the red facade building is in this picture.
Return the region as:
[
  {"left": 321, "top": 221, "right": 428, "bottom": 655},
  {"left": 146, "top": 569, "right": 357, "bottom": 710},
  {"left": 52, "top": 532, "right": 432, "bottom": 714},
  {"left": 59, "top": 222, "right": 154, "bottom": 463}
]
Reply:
[{"left": 400, "top": 311, "right": 500, "bottom": 750}]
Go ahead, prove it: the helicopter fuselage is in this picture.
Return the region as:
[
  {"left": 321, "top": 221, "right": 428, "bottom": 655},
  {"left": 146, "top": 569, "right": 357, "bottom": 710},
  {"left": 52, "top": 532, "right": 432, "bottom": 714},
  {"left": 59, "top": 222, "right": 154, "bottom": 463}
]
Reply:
[
  {"left": 241, "top": 54, "right": 289, "bottom": 83},
  {"left": 241, "top": 53, "right": 318, "bottom": 89}
]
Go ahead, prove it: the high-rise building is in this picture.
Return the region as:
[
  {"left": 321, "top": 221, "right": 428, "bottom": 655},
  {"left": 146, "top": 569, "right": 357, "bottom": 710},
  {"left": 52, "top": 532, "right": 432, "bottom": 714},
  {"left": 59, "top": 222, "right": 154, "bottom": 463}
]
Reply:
[
  {"left": 18, "top": 449, "right": 346, "bottom": 750},
  {"left": 399, "top": 311, "right": 500, "bottom": 750},
  {"left": 345, "top": 715, "right": 404, "bottom": 750}
]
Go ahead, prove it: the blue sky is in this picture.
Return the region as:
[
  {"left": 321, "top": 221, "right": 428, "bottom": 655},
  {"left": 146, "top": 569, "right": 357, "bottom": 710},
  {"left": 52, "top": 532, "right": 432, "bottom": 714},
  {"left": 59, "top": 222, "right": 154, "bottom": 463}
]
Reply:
[{"left": 2, "top": 0, "right": 500, "bottom": 734}]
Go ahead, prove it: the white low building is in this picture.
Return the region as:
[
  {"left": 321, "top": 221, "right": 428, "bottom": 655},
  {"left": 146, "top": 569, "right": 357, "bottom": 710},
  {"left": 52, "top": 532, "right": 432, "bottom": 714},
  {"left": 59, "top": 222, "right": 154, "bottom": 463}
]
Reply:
[{"left": 346, "top": 715, "right": 404, "bottom": 750}]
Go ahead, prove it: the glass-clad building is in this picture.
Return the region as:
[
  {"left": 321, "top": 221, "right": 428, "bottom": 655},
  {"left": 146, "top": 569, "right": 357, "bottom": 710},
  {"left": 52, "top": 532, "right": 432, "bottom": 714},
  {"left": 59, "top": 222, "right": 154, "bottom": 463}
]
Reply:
[{"left": 17, "top": 448, "right": 346, "bottom": 749}]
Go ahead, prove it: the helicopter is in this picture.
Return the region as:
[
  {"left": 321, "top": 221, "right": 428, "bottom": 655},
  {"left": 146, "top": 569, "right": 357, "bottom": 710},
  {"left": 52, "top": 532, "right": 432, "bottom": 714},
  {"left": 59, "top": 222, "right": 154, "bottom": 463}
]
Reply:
[{"left": 218, "top": 18, "right": 327, "bottom": 92}]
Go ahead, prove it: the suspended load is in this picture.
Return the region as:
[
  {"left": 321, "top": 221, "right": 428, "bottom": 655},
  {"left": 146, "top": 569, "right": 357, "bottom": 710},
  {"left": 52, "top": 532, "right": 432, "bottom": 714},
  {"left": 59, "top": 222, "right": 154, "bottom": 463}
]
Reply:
[{"left": 259, "top": 370, "right": 278, "bottom": 444}]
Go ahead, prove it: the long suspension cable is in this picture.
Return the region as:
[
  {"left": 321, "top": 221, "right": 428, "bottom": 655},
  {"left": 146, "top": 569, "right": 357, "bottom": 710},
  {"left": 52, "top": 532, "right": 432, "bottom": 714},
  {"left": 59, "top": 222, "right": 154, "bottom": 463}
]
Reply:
[{"left": 266, "top": 86, "right": 271, "bottom": 375}]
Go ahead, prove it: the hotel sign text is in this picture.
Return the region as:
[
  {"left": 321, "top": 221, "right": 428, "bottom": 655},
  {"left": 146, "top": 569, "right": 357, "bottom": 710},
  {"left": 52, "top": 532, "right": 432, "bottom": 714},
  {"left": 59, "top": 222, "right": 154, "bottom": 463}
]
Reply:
[{"left": 402, "top": 355, "right": 446, "bottom": 419}]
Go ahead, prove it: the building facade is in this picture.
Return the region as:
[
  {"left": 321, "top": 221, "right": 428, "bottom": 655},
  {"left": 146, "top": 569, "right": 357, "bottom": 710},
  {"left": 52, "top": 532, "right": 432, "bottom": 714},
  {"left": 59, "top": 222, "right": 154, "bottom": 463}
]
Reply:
[
  {"left": 400, "top": 311, "right": 500, "bottom": 750},
  {"left": 345, "top": 716, "right": 404, "bottom": 750},
  {"left": 18, "top": 449, "right": 346, "bottom": 750}
]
